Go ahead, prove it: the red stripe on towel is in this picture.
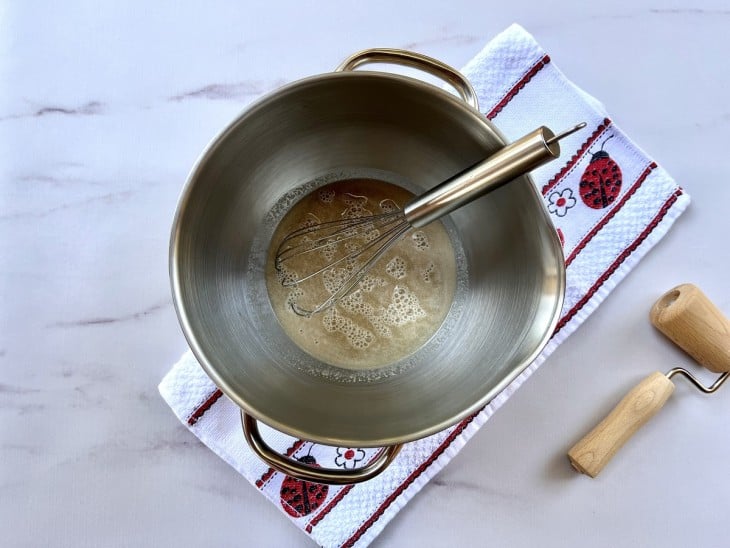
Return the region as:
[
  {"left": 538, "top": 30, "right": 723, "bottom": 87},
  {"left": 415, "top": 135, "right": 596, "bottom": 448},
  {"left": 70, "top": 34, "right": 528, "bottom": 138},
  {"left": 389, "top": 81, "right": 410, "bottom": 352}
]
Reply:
[
  {"left": 187, "top": 389, "right": 223, "bottom": 425},
  {"left": 556, "top": 189, "right": 682, "bottom": 331},
  {"left": 542, "top": 118, "right": 611, "bottom": 196},
  {"left": 342, "top": 412, "right": 479, "bottom": 547},
  {"left": 343, "top": 188, "right": 683, "bottom": 547},
  {"left": 565, "top": 162, "right": 657, "bottom": 267},
  {"left": 305, "top": 484, "right": 354, "bottom": 533},
  {"left": 305, "top": 447, "right": 396, "bottom": 532},
  {"left": 182, "top": 171, "right": 682, "bottom": 545},
  {"left": 255, "top": 439, "right": 308, "bottom": 488},
  {"left": 486, "top": 54, "right": 551, "bottom": 120}
]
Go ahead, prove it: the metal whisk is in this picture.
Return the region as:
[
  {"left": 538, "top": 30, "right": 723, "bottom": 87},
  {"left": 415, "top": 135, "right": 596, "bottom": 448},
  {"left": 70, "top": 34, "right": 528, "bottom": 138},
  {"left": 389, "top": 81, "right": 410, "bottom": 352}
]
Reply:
[{"left": 275, "top": 123, "right": 586, "bottom": 316}]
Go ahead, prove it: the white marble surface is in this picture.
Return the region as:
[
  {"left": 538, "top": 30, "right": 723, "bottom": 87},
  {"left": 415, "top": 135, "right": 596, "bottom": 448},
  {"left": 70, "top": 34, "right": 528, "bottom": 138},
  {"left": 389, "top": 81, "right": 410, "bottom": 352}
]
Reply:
[{"left": 3, "top": 1, "right": 730, "bottom": 546}]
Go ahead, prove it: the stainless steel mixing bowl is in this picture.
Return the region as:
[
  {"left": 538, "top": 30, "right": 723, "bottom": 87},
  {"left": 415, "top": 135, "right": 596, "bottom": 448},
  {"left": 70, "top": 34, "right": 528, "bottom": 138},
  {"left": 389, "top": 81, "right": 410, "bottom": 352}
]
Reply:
[{"left": 170, "top": 49, "right": 566, "bottom": 483}]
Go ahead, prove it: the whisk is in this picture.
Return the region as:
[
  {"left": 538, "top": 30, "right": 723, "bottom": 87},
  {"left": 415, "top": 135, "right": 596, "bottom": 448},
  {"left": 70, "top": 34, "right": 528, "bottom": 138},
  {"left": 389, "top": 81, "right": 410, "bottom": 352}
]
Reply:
[{"left": 275, "top": 123, "right": 586, "bottom": 316}]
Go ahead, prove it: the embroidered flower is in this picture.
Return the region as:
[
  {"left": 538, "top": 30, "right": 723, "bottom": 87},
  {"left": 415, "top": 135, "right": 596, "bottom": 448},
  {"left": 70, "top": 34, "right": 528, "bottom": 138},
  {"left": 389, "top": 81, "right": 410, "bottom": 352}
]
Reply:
[
  {"left": 547, "top": 188, "right": 577, "bottom": 217},
  {"left": 334, "top": 447, "right": 366, "bottom": 469}
]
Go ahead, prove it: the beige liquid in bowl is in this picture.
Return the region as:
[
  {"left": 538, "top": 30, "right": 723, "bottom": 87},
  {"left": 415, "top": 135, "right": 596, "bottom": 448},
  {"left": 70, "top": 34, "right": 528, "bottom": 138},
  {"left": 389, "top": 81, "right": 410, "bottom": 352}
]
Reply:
[{"left": 266, "top": 179, "right": 457, "bottom": 370}]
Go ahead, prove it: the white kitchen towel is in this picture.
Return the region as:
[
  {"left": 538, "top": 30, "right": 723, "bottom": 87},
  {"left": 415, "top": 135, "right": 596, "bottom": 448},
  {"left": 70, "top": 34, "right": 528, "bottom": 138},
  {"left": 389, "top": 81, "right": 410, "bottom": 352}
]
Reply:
[{"left": 159, "top": 23, "right": 689, "bottom": 548}]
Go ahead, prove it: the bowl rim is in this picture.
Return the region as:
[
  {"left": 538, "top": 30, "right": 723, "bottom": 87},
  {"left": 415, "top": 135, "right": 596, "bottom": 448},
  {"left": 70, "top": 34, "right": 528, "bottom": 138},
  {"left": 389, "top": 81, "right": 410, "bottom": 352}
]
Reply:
[{"left": 169, "top": 70, "right": 566, "bottom": 446}]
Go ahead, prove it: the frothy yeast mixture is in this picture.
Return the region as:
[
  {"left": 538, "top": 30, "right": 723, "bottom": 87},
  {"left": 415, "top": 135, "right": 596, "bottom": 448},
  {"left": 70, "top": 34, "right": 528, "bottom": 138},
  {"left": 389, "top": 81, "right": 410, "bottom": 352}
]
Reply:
[{"left": 266, "top": 179, "right": 457, "bottom": 370}]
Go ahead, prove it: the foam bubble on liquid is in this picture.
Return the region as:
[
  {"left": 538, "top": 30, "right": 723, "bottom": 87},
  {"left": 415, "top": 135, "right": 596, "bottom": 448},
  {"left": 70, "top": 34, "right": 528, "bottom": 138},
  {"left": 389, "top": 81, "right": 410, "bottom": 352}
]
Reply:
[
  {"left": 298, "top": 213, "right": 321, "bottom": 229},
  {"left": 344, "top": 256, "right": 360, "bottom": 275},
  {"left": 411, "top": 231, "right": 430, "bottom": 251},
  {"left": 338, "top": 283, "right": 427, "bottom": 337},
  {"left": 358, "top": 274, "right": 386, "bottom": 293},
  {"left": 382, "top": 285, "right": 426, "bottom": 326},
  {"left": 339, "top": 291, "right": 364, "bottom": 313},
  {"left": 318, "top": 189, "right": 335, "bottom": 203},
  {"left": 320, "top": 241, "right": 338, "bottom": 262},
  {"left": 379, "top": 199, "right": 400, "bottom": 213},
  {"left": 286, "top": 287, "right": 304, "bottom": 309},
  {"left": 322, "top": 307, "right": 374, "bottom": 350},
  {"left": 340, "top": 226, "right": 359, "bottom": 240},
  {"left": 341, "top": 193, "right": 372, "bottom": 219},
  {"left": 322, "top": 268, "right": 350, "bottom": 295},
  {"left": 276, "top": 263, "right": 299, "bottom": 286},
  {"left": 339, "top": 291, "right": 392, "bottom": 338},
  {"left": 385, "top": 256, "right": 407, "bottom": 280},
  {"left": 362, "top": 227, "right": 381, "bottom": 243},
  {"left": 422, "top": 262, "right": 435, "bottom": 283},
  {"left": 368, "top": 315, "right": 392, "bottom": 338},
  {"left": 263, "top": 177, "right": 460, "bottom": 373}
]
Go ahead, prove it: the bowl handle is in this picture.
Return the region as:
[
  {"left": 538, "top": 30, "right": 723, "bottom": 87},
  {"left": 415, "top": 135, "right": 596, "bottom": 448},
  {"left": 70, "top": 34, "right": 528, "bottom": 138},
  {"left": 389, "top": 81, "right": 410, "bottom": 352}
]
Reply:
[
  {"left": 335, "top": 48, "right": 479, "bottom": 112},
  {"left": 241, "top": 411, "right": 402, "bottom": 485}
]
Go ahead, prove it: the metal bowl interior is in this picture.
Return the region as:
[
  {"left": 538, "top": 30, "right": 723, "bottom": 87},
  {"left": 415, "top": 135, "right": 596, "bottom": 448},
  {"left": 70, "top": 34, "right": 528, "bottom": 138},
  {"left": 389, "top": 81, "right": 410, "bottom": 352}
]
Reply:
[{"left": 170, "top": 72, "right": 565, "bottom": 447}]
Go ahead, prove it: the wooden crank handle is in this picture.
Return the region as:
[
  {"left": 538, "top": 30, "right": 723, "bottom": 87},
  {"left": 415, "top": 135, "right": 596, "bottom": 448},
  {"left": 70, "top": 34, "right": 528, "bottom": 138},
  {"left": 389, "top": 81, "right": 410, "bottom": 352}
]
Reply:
[
  {"left": 567, "top": 372, "right": 675, "bottom": 477},
  {"left": 650, "top": 283, "right": 730, "bottom": 374}
]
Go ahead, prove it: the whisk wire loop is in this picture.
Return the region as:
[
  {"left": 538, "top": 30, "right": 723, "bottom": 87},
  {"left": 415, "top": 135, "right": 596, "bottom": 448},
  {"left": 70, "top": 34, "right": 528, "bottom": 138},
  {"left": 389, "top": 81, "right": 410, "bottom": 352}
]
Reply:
[
  {"left": 290, "top": 221, "right": 413, "bottom": 317},
  {"left": 276, "top": 213, "right": 408, "bottom": 288},
  {"left": 275, "top": 210, "right": 403, "bottom": 266},
  {"left": 273, "top": 123, "right": 586, "bottom": 316}
]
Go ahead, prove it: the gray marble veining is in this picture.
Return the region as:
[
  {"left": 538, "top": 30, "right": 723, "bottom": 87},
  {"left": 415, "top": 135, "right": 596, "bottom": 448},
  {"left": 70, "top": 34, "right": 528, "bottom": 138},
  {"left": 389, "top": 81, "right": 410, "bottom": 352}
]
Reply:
[{"left": 2, "top": 1, "right": 730, "bottom": 547}]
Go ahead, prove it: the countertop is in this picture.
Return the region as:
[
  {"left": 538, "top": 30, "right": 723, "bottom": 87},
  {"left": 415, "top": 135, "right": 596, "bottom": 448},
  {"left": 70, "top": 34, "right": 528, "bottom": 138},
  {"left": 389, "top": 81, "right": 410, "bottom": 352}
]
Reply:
[{"left": 3, "top": 1, "right": 730, "bottom": 546}]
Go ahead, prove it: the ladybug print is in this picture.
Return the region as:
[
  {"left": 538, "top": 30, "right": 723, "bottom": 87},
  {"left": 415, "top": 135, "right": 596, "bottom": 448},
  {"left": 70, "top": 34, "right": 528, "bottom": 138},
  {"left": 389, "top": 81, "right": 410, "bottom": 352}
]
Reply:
[
  {"left": 579, "top": 135, "right": 622, "bottom": 209},
  {"left": 279, "top": 453, "right": 329, "bottom": 518}
]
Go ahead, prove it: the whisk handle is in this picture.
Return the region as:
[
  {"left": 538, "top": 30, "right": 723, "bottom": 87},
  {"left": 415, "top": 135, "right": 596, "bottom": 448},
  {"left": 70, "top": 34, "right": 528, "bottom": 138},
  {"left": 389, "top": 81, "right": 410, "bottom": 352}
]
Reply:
[{"left": 404, "top": 126, "right": 560, "bottom": 228}]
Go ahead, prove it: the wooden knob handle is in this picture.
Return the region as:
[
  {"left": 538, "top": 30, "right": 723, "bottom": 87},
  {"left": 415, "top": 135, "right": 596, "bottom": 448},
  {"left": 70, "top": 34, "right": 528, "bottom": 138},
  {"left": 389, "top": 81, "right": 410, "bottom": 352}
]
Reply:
[
  {"left": 568, "top": 372, "right": 675, "bottom": 477},
  {"left": 650, "top": 284, "right": 730, "bottom": 373}
]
